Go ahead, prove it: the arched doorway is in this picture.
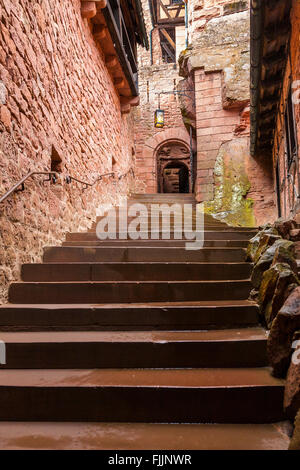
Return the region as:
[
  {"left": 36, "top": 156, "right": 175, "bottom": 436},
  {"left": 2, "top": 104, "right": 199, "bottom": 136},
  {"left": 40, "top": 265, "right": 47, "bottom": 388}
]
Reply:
[
  {"left": 157, "top": 140, "right": 191, "bottom": 193},
  {"left": 163, "top": 162, "right": 189, "bottom": 193},
  {"left": 140, "top": 128, "right": 195, "bottom": 194}
]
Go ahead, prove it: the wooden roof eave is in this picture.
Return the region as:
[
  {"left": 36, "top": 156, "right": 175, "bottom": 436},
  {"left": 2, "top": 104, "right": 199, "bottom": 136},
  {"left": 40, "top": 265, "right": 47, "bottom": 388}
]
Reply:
[{"left": 250, "top": 0, "right": 292, "bottom": 156}]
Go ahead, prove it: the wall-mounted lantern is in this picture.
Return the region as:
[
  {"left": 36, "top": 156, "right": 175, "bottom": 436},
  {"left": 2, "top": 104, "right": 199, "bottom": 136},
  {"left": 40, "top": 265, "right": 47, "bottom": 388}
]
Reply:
[{"left": 154, "top": 109, "right": 165, "bottom": 128}]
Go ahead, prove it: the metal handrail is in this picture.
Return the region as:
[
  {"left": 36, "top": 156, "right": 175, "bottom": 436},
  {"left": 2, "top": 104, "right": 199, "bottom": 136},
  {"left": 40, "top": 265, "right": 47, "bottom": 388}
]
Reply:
[
  {"left": 118, "top": 168, "right": 134, "bottom": 180},
  {"left": 0, "top": 168, "right": 135, "bottom": 204},
  {"left": 65, "top": 172, "right": 115, "bottom": 190},
  {"left": 0, "top": 171, "right": 116, "bottom": 204},
  {"left": 0, "top": 171, "right": 57, "bottom": 204}
]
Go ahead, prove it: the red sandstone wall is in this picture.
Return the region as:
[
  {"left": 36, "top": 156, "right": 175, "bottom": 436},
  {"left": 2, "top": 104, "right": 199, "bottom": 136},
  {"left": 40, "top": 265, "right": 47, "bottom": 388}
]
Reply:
[
  {"left": 195, "top": 69, "right": 249, "bottom": 201},
  {"left": 273, "top": 0, "right": 300, "bottom": 220},
  {"left": 0, "top": 0, "right": 136, "bottom": 302}
]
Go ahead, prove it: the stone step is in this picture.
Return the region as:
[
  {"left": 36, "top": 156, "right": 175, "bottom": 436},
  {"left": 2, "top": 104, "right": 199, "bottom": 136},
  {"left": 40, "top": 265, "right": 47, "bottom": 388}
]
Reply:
[
  {"left": 0, "top": 329, "right": 267, "bottom": 369},
  {"left": 94, "top": 214, "right": 226, "bottom": 223},
  {"left": 0, "top": 368, "right": 284, "bottom": 423},
  {"left": 129, "top": 194, "right": 196, "bottom": 200},
  {"left": 68, "top": 231, "right": 255, "bottom": 241},
  {"left": 0, "top": 421, "right": 289, "bottom": 450},
  {"left": 0, "top": 301, "right": 259, "bottom": 331},
  {"left": 43, "top": 246, "right": 247, "bottom": 263},
  {"left": 87, "top": 230, "right": 256, "bottom": 239},
  {"left": 123, "top": 203, "right": 199, "bottom": 211},
  {"left": 21, "top": 262, "right": 252, "bottom": 282},
  {"left": 8, "top": 280, "right": 252, "bottom": 304},
  {"left": 91, "top": 221, "right": 256, "bottom": 232},
  {"left": 62, "top": 240, "right": 249, "bottom": 248}
]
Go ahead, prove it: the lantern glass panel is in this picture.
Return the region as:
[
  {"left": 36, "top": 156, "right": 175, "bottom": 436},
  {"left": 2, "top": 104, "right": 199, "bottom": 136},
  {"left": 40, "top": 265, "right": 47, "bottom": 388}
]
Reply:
[{"left": 155, "top": 109, "right": 165, "bottom": 128}]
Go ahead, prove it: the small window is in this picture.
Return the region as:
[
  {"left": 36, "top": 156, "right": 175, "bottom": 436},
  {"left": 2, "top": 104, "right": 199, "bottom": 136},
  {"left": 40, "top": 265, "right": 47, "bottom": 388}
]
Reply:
[
  {"left": 51, "top": 145, "right": 63, "bottom": 173},
  {"left": 284, "top": 87, "right": 297, "bottom": 169}
]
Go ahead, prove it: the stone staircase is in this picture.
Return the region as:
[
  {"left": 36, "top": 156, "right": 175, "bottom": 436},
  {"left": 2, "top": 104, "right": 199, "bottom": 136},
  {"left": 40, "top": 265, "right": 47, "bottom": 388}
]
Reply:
[{"left": 0, "top": 193, "right": 290, "bottom": 449}]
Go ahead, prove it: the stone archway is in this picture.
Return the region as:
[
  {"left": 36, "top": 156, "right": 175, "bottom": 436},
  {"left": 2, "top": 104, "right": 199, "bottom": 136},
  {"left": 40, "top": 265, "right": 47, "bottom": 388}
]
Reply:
[
  {"left": 139, "top": 128, "right": 195, "bottom": 193},
  {"left": 156, "top": 141, "right": 190, "bottom": 193}
]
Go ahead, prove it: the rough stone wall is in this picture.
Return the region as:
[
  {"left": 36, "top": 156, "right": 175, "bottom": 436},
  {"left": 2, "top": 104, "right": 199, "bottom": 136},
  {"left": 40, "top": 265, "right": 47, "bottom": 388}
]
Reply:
[
  {"left": 0, "top": 0, "right": 136, "bottom": 302},
  {"left": 187, "top": 0, "right": 249, "bottom": 43},
  {"left": 134, "top": 0, "right": 189, "bottom": 193},
  {"left": 272, "top": 0, "right": 300, "bottom": 220}
]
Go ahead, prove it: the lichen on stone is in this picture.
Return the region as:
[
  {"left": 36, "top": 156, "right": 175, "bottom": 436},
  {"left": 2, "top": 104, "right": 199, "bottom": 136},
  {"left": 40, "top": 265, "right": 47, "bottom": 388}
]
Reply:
[{"left": 204, "top": 138, "right": 255, "bottom": 227}]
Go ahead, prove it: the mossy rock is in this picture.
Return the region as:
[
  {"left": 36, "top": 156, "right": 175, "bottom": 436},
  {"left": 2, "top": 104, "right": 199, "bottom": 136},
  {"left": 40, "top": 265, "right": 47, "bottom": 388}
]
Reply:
[
  {"left": 251, "top": 239, "right": 294, "bottom": 289},
  {"left": 259, "top": 263, "right": 300, "bottom": 328},
  {"left": 204, "top": 138, "right": 255, "bottom": 228},
  {"left": 268, "top": 287, "right": 300, "bottom": 377},
  {"left": 246, "top": 227, "right": 280, "bottom": 262},
  {"left": 274, "top": 218, "right": 297, "bottom": 239},
  {"left": 253, "top": 233, "right": 282, "bottom": 264}
]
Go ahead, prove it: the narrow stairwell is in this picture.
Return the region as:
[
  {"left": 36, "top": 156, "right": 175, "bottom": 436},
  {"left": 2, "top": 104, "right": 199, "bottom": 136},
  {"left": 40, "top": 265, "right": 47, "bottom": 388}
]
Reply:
[{"left": 0, "top": 193, "right": 290, "bottom": 450}]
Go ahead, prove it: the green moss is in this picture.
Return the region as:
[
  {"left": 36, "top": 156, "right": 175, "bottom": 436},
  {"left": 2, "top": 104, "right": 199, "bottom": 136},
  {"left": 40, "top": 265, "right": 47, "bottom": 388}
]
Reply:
[{"left": 204, "top": 142, "right": 256, "bottom": 227}]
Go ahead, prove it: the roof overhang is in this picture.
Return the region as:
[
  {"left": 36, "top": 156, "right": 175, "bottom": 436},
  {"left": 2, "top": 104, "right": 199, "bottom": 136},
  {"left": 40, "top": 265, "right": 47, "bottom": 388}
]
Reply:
[
  {"left": 134, "top": 0, "right": 149, "bottom": 49},
  {"left": 250, "top": 0, "right": 292, "bottom": 156}
]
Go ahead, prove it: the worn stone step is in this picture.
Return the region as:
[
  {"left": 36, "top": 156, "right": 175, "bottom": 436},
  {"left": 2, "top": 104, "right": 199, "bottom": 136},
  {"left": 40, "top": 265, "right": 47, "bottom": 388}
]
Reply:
[
  {"left": 0, "top": 421, "right": 289, "bottom": 450},
  {"left": 0, "top": 368, "right": 285, "bottom": 423},
  {"left": 0, "top": 329, "right": 267, "bottom": 369},
  {"left": 91, "top": 220, "right": 257, "bottom": 232},
  {"left": 86, "top": 230, "right": 256, "bottom": 239},
  {"left": 43, "top": 246, "right": 247, "bottom": 263},
  {"left": 0, "top": 301, "right": 260, "bottom": 331},
  {"left": 67, "top": 231, "right": 255, "bottom": 241},
  {"left": 129, "top": 194, "right": 196, "bottom": 200},
  {"left": 21, "top": 262, "right": 252, "bottom": 282},
  {"left": 94, "top": 215, "right": 226, "bottom": 225},
  {"left": 62, "top": 240, "right": 249, "bottom": 248},
  {"left": 8, "top": 280, "right": 252, "bottom": 304}
]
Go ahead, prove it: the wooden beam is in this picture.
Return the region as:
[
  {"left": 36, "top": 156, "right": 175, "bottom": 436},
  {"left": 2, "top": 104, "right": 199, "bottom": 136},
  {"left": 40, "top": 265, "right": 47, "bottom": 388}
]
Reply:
[
  {"left": 114, "top": 77, "right": 126, "bottom": 88},
  {"left": 263, "top": 48, "right": 286, "bottom": 68},
  {"left": 261, "top": 74, "right": 283, "bottom": 90},
  {"left": 94, "top": 0, "right": 107, "bottom": 7},
  {"left": 160, "top": 28, "right": 176, "bottom": 49},
  {"left": 105, "top": 55, "right": 118, "bottom": 69},
  {"left": 93, "top": 24, "right": 107, "bottom": 40},
  {"left": 260, "top": 109, "right": 276, "bottom": 121},
  {"left": 259, "top": 125, "right": 275, "bottom": 134},
  {"left": 81, "top": 1, "right": 97, "bottom": 19},
  {"left": 265, "top": 20, "right": 290, "bottom": 41},
  {"left": 102, "top": 2, "right": 138, "bottom": 96},
  {"left": 260, "top": 95, "right": 280, "bottom": 108},
  {"left": 120, "top": 96, "right": 140, "bottom": 106},
  {"left": 159, "top": 0, "right": 171, "bottom": 19},
  {"left": 161, "top": 42, "right": 175, "bottom": 62}
]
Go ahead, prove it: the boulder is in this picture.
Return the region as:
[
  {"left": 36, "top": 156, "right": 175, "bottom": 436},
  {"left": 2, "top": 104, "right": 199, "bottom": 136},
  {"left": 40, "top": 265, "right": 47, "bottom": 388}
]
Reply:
[
  {"left": 274, "top": 218, "right": 297, "bottom": 239},
  {"left": 251, "top": 239, "right": 295, "bottom": 289},
  {"left": 246, "top": 227, "right": 279, "bottom": 262},
  {"left": 246, "top": 232, "right": 261, "bottom": 262},
  {"left": 253, "top": 233, "right": 282, "bottom": 264},
  {"left": 268, "top": 287, "right": 300, "bottom": 377},
  {"left": 289, "top": 408, "right": 300, "bottom": 450},
  {"left": 271, "top": 244, "right": 298, "bottom": 273},
  {"left": 259, "top": 263, "right": 299, "bottom": 328},
  {"left": 284, "top": 351, "right": 300, "bottom": 419}
]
